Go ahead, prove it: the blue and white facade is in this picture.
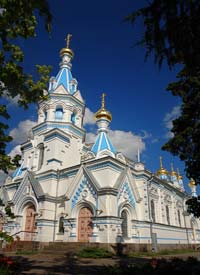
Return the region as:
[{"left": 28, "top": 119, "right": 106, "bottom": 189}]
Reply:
[{"left": 1, "top": 39, "right": 200, "bottom": 247}]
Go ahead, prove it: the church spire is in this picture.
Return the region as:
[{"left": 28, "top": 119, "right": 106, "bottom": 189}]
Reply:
[
  {"left": 91, "top": 94, "right": 116, "bottom": 156},
  {"left": 48, "top": 34, "right": 78, "bottom": 94}
]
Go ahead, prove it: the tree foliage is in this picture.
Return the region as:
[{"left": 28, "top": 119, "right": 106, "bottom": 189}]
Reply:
[
  {"left": 0, "top": 0, "right": 52, "bottom": 173},
  {"left": 186, "top": 197, "right": 200, "bottom": 218},
  {"left": 126, "top": 0, "right": 200, "bottom": 184}
]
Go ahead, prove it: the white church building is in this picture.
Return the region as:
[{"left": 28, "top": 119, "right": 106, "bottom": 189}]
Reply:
[{"left": 1, "top": 36, "right": 200, "bottom": 250}]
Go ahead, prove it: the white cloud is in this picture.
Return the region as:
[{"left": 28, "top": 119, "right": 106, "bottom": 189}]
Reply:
[
  {"left": 9, "top": 119, "right": 37, "bottom": 145},
  {"left": 163, "top": 105, "right": 181, "bottom": 138},
  {"left": 8, "top": 145, "right": 22, "bottom": 158},
  {"left": 86, "top": 130, "right": 145, "bottom": 161},
  {"left": 83, "top": 108, "right": 95, "bottom": 126}
]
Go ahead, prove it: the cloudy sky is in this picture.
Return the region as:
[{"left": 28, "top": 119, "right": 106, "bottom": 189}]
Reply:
[{"left": 2, "top": 0, "right": 192, "bottom": 191}]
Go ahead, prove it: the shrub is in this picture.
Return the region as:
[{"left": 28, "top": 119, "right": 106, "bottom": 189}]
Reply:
[{"left": 77, "top": 247, "right": 113, "bottom": 258}]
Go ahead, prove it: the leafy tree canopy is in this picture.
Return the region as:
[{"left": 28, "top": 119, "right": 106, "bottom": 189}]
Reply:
[
  {"left": 0, "top": 0, "right": 52, "bottom": 173},
  {"left": 126, "top": 0, "right": 200, "bottom": 185}
]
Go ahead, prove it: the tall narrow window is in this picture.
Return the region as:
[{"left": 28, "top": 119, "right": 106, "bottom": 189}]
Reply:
[
  {"left": 71, "top": 112, "right": 76, "bottom": 124},
  {"left": 59, "top": 217, "right": 64, "bottom": 233},
  {"left": 177, "top": 209, "right": 181, "bottom": 226},
  {"left": 151, "top": 200, "right": 156, "bottom": 223},
  {"left": 121, "top": 210, "right": 128, "bottom": 238},
  {"left": 38, "top": 143, "right": 44, "bottom": 170},
  {"left": 166, "top": 205, "right": 170, "bottom": 225},
  {"left": 55, "top": 106, "right": 63, "bottom": 120},
  {"left": 44, "top": 111, "right": 48, "bottom": 121}
]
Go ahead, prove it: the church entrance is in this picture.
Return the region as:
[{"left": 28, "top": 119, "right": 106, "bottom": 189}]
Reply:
[
  {"left": 24, "top": 205, "right": 36, "bottom": 241},
  {"left": 78, "top": 207, "right": 93, "bottom": 242}
]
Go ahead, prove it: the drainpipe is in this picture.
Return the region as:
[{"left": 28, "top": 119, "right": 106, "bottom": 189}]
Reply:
[
  {"left": 53, "top": 169, "right": 60, "bottom": 242},
  {"left": 147, "top": 173, "right": 154, "bottom": 251}
]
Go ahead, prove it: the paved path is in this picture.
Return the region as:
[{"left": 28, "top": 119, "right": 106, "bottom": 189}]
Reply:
[{"left": 4, "top": 252, "right": 200, "bottom": 275}]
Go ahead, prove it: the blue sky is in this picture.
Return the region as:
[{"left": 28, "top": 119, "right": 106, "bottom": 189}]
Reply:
[{"left": 4, "top": 0, "right": 193, "bottom": 192}]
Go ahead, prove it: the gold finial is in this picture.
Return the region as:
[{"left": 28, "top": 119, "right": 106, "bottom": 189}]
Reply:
[
  {"left": 101, "top": 93, "right": 106, "bottom": 110},
  {"left": 160, "top": 156, "right": 163, "bottom": 168},
  {"left": 60, "top": 33, "right": 74, "bottom": 58},
  {"left": 157, "top": 156, "right": 168, "bottom": 176},
  {"left": 94, "top": 93, "right": 112, "bottom": 122},
  {"left": 65, "top": 34, "right": 72, "bottom": 48}
]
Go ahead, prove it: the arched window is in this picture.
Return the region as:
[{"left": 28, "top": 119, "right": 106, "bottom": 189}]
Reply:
[
  {"left": 44, "top": 111, "right": 48, "bottom": 121},
  {"left": 55, "top": 106, "right": 63, "bottom": 120},
  {"left": 38, "top": 143, "right": 44, "bottom": 170},
  {"left": 121, "top": 210, "right": 128, "bottom": 238},
  {"left": 177, "top": 209, "right": 181, "bottom": 226},
  {"left": 151, "top": 200, "right": 156, "bottom": 223},
  {"left": 59, "top": 217, "right": 64, "bottom": 234},
  {"left": 71, "top": 112, "right": 76, "bottom": 124},
  {"left": 166, "top": 205, "right": 170, "bottom": 225}
]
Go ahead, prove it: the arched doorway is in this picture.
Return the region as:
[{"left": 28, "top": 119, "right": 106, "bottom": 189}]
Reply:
[
  {"left": 121, "top": 209, "right": 128, "bottom": 238},
  {"left": 24, "top": 205, "right": 36, "bottom": 241},
  {"left": 78, "top": 207, "right": 93, "bottom": 242}
]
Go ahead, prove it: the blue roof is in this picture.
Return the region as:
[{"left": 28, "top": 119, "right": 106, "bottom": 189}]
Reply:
[
  {"left": 48, "top": 66, "right": 77, "bottom": 94},
  {"left": 91, "top": 132, "right": 116, "bottom": 155}
]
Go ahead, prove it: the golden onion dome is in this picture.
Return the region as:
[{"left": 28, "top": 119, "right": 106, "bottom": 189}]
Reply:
[
  {"left": 188, "top": 178, "right": 196, "bottom": 187},
  {"left": 176, "top": 168, "right": 183, "bottom": 180},
  {"left": 59, "top": 34, "right": 74, "bottom": 59},
  {"left": 157, "top": 156, "right": 168, "bottom": 176},
  {"left": 170, "top": 163, "right": 177, "bottom": 177},
  {"left": 95, "top": 93, "right": 112, "bottom": 122}
]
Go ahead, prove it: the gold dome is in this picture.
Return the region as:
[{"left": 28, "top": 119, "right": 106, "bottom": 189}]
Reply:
[
  {"left": 188, "top": 178, "right": 196, "bottom": 187},
  {"left": 59, "top": 34, "right": 74, "bottom": 59},
  {"left": 170, "top": 163, "right": 177, "bottom": 177},
  {"left": 95, "top": 93, "right": 112, "bottom": 122},
  {"left": 177, "top": 168, "right": 182, "bottom": 180},
  {"left": 157, "top": 156, "right": 168, "bottom": 176}
]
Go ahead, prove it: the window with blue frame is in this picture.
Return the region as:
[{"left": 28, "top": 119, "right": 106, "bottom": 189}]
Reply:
[
  {"left": 55, "top": 106, "right": 63, "bottom": 120},
  {"left": 71, "top": 112, "right": 76, "bottom": 124}
]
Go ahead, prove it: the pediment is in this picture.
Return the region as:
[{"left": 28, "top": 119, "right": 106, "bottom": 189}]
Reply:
[
  {"left": 12, "top": 171, "right": 43, "bottom": 206},
  {"left": 115, "top": 168, "right": 142, "bottom": 203},
  {"left": 53, "top": 84, "right": 69, "bottom": 95},
  {"left": 67, "top": 165, "right": 100, "bottom": 209}
]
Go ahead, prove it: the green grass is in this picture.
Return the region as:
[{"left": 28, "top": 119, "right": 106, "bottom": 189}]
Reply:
[
  {"left": 77, "top": 247, "right": 113, "bottom": 258},
  {"left": 15, "top": 250, "right": 38, "bottom": 255},
  {"left": 128, "top": 248, "right": 199, "bottom": 257}
]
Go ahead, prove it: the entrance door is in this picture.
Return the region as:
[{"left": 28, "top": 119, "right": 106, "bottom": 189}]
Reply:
[
  {"left": 24, "top": 205, "right": 36, "bottom": 240},
  {"left": 78, "top": 207, "right": 93, "bottom": 242}
]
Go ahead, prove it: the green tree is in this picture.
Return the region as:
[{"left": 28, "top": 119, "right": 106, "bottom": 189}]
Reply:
[
  {"left": 0, "top": 0, "right": 52, "bottom": 173},
  {"left": 126, "top": 0, "right": 200, "bottom": 185}
]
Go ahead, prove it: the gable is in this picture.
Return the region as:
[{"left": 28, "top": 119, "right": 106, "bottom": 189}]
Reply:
[{"left": 12, "top": 171, "right": 43, "bottom": 206}]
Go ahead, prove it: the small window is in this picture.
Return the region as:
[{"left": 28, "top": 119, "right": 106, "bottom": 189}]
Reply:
[
  {"left": 59, "top": 217, "right": 64, "bottom": 233},
  {"left": 55, "top": 107, "right": 63, "bottom": 120},
  {"left": 71, "top": 112, "right": 76, "bottom": 124},
  {"left": 38, "top": 143, "right": 44, "bottom": 170},
  {"left": 44, "top": 111, "right": 48, "bottom": 121}
]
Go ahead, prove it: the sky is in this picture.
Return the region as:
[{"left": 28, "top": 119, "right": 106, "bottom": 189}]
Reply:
[{"left": 2, "top": 0, "right": 194, "bottom": 192}]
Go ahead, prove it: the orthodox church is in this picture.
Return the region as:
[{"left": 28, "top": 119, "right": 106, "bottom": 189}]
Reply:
[{"left": 0, "top": 35, "right": 200, "bottom": 249}]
